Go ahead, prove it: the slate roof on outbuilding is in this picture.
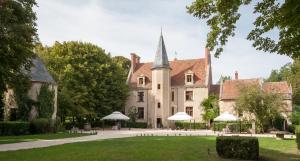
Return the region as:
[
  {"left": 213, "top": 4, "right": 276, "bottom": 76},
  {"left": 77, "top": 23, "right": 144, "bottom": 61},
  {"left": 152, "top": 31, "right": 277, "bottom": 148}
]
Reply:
[{"left": 24, "top": 57, "right": 56, "bottom": 84}]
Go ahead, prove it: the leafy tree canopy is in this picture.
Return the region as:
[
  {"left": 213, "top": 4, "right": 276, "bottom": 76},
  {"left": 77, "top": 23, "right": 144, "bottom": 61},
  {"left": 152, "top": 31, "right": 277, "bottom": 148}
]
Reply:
[
  {"left": 36, "top": 41, "right": 128, "bottom": 119},
  {"left": 217, "top": 75, "right": 231, "bottom": 84},
  {"left": 201, "top": 95, "right": 219, "bottom": 127},
  {"left": 112, "top": 56, "right": 131, "bottom": 77},
  {"left": 187, "top": 0, "right": 300, "bottom": 58},
  {"left": 0, "top": 0, "right": 37, "bottom": 94},
  {"left": 235, "top": 84, "right": 283, "bottom": 132}
]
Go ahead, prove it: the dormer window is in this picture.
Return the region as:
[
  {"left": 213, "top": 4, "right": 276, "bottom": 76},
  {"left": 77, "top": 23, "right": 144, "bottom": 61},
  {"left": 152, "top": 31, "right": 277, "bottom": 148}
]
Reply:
[
  {"left": 185, "top": 70, "right": 194, "bottom": 85},
  {"left": 137, "top": 75, "right": 145, "bottom": 87},
  {"left": 187, "top": 75, "right": 192, "bottom": 83}
]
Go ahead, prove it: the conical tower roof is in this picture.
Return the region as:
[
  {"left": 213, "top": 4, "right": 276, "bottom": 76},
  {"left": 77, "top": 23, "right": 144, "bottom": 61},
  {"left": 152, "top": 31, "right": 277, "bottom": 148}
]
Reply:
[{"left": 152, "top": 32, "right": 170, "bottom": 69}]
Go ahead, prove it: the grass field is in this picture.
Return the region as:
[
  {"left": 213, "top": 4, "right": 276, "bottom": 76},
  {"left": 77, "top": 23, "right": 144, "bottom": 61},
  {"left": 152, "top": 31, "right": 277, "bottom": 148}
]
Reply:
[
  {"left": 0, "top": 132, "right": 90, "bottom": 144},
  {"left": 0, "top": 136, "right": 299, "bottom": 161}
]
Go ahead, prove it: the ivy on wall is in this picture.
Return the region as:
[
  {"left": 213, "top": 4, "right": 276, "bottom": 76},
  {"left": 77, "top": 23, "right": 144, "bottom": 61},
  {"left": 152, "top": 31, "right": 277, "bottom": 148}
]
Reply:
[
  {"left": 36, "top": 84, "right": 54, "bottom": 119},
  {"left": 10, "top": 74, "right": 35, "bottom": 121}
]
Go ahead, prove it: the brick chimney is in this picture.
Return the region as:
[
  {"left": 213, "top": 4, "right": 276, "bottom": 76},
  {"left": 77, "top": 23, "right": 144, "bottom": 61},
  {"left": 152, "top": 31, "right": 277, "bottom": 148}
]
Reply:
[
  {"left": 130, "top": 53, "right": 140, "bottom": 71},
  {"left": 235, "top": 71, "right": 239, "bottom": 80},
  {"left": 205, "top": 48, "right": 211, "bottom": 66}
]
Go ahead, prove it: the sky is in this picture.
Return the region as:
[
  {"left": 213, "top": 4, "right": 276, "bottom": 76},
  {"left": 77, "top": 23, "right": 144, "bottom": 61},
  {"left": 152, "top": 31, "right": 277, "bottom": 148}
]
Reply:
[{"left": 34, "top": 0, "right": 292, "bottom": 83}]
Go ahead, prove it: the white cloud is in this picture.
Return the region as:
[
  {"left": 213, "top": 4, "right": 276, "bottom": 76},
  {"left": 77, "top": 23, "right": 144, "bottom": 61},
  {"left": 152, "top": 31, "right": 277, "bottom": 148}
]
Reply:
[{"left": 35, "top": 0, "right": 292, "bottom": 83}]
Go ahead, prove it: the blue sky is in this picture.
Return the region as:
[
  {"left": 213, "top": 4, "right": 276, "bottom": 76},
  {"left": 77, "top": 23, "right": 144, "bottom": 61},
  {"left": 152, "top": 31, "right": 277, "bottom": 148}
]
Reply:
[{"left": 34, "top": 0, "right": 292, "bottom": 83}]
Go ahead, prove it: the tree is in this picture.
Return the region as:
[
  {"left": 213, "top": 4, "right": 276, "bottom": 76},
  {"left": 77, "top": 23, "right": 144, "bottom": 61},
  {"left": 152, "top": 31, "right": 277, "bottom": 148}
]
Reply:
[
  {"left": 36, "top": 42, "right": 128, "bottom": 120},
  {"left": 187, "top": 0, "right": 300, "bottom": 58},
  {"left": 0, "top": 0, "right": 38, "bottom": 96},
  {"left": 235, "top": 85, "right": 283, "bottom": 133},
  {"left": 128, "top": 106, "right": 138, "bottom": 123},
  {"left": 201, "top": 95, "right": 219, "bottom": 128},
  {"left": 112, "top": 56, "right": 131, "bottom": 77},
  {"left": 36, "top": 84, "right": 54, "bottom": 119},
  {"left": 217, "top": 75, "right": 231, "bottom": 84}
]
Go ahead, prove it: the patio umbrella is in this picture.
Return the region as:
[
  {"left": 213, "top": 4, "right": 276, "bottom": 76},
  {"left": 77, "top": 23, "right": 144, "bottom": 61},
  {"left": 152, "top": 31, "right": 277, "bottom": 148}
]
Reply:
[
  {"left": 101, "top": 111, "right": 130, "bottom": 120},
  {"left": 214, "top": 112, "right": 240, "bottom": 133},
  {"left": 214, "top": 112, "right": 239, "bottom": 122},
  {"left": 101, "top": 111, "right": 129, "bottom": 130},
  {"left": 168, "top": 112, "right": 192, "bottom": 121}
]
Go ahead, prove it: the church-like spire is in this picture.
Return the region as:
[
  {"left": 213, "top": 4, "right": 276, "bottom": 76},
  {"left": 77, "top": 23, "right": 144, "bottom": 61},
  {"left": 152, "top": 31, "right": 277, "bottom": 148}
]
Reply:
[{"left": 152, "top": 32, "right": 170, "bottom": 69}]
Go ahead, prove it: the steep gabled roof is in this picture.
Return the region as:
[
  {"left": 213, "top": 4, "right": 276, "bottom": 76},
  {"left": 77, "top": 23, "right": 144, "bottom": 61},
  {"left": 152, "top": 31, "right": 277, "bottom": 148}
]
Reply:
[
  {"left": 129, "top": 58, "right": 207, "bottom": 88},
  {"left": 25, "top": 57, "right": 56, "bottom": 84}
]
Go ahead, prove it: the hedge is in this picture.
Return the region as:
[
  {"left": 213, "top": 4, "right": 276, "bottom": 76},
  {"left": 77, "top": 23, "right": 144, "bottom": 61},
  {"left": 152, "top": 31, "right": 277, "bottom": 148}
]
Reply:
[
  {"left": 296, "top": 125, "right": 300, "bottom": 150},
  {"left": 216, "top": 136, "right": 259, "bottom": 160},
  {"left": 0, "top": 121, "right": 30, "bottom": 136},
  {"left": 29, "top": 118, "right": 53, "bottom": 134},
  {"left": 175, "top": 122, "right": 206, "bottom": 129},
  {"left": 213, "top": 122, "right": 252, "bottom": 132},
  {"left": 127, "top": 122, "right": 147, "bottom": 128}
]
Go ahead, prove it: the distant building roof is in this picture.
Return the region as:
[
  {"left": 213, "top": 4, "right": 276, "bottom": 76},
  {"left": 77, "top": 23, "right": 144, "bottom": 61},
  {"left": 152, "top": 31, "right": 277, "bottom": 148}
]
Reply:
[
  {"left": 25, "top": 57, "right": 56, "bottom": 84},
  {"left": 220, "top": 79, "right": 292, "bottom": 100},
  {"left": 220, "top": 78, "right": 260, "bottom": 100},
  {"left": 263, "top": 81, "right": 292, "bottom": 99}
]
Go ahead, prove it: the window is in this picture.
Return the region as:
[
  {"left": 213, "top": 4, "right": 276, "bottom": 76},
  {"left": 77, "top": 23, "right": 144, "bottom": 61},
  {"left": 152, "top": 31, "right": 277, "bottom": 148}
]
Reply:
[
  {"left": 137, "top": 92, "right": 144, "bottom": 102},
  {"left": 157, "top": 102, "right": 161, "bottom": 108},
  {"left": 171, "top": 91, "right": 174, "bottom": 102},
  {"left": 138, "top": 107, "right": 144, "bottom": 119},
  {"left": 157, "top": 84, "right": 161, "bottom": 89},
  {"left": 138, "top": 77, "right": 144, "bottom": 85},
  {"left": 186, "top": 107, "right": 193, "bottom": 117},
  {"left": 185, "top": 91, "right": 193, "bottom": 101},
  {"left": 186, "top": 74, "right": 192, "bottom": 82},
  {"left": 171, "top": 107, "right": 175, "bottom": 115}
]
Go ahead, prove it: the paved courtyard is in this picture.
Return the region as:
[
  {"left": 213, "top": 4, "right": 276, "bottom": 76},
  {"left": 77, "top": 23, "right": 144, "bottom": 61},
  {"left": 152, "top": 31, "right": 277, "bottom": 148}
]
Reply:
[{"left": 0, "top": 129, "right": 296, "bottom": 151}]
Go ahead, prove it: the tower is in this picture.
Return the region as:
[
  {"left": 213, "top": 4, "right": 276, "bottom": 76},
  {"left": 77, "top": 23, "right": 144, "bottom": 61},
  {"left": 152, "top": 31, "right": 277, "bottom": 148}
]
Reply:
[{"left": 151, "top": 32, "right": 171, "bottom": 128}]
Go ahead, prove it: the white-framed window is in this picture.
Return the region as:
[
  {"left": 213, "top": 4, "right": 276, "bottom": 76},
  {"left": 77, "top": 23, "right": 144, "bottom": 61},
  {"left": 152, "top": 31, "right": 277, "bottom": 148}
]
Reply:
[
  {"left": 185, "top": 70, "right": 194, "bottom": 85},
  {"left": 171, "top": 91, "right": 175, "bottom": 102},
  {"left": 138, "top": 107, "right": 144, "bottom": 119},
  {"left": 186, "top": 106, "right": 193, "bottom": 117},
  {"left": 185, "top": 91, "right": 193, "bottom": 101},
  {"left": 137, "top": 91, "right": 144, "bottom": 102},
  {"left": 137, "top": 76, "right": 145, "bottom": 87}
]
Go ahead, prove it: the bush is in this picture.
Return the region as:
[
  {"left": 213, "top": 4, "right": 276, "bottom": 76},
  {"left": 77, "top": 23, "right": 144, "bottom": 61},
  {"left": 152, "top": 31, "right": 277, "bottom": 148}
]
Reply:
[
  {"left": 296, "top": 125, "right": 300, "bottom": 150},
  {"left": 216, "top": 136, "right": 259, "bottom": 160},
  {"left": 30, "top": 118, "right": 52, "bottom": 134},
  {"left": 213, "top": 122, "right": 252, "bottom": 132},
  {"left": 175, "top": 122, "right": 206, "bottom": 129},
  {"left": 127, "top": 122, "right": 147, "bottom": 128},
  {"left": 0, "top": 121, "right": 30, "bottom": 136}
]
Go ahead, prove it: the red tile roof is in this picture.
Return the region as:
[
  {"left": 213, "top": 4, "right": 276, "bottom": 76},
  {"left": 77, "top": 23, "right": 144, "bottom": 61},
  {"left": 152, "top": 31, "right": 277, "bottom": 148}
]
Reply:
[
  {"left": 220, "top": 79, "right": 260, "bottom": 100},
  {"left": 129, "top": 59, "right": 207, "bottom": 88},
  {"left": 263, "top": 81, "right": 292, "bottom": 99},
  {"left": 220, "top": 79, "right": 292, "bottom": 100}
]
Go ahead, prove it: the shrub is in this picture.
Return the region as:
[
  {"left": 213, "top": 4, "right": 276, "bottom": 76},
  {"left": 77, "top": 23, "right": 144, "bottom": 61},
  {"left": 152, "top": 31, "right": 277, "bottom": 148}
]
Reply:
[
  {"left": 30, "top": 118, "right": 52, "bottom": 134},
  {"left": 175, "top": 122, "right": 206, "bottom": 129},
  {"left": 0, "top": 121, "right": 30, "bottom": 136},
  {"left": 127, "top": 122, "right": 147, "bottom": 128},
  {"left": 296, "top": 125, "right": 300, "bottom": 150},
  {"left": 216, "top": 136, "right": 259, "bottom": 160},
  {"left": 213, "top": 122, "right": 252, "bottom": 132}
]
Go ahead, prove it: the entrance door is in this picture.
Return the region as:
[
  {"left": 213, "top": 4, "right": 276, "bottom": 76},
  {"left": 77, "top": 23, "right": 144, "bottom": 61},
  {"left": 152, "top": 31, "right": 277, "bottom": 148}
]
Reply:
[{"left": 156, "top": 118, "right": 162, "bottom": 128}]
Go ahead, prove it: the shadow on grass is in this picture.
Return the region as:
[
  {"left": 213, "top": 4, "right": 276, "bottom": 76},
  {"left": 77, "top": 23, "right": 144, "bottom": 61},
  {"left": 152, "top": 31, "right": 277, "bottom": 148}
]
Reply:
[{"left": 259, "top": 148, "right": 300, "bottom": 161}]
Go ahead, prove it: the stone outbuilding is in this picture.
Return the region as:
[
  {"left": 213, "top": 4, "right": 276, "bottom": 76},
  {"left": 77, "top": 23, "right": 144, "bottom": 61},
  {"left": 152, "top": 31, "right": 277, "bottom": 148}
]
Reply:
[{"left": 3, "top": 57, "right": 58, "bottom": 120}]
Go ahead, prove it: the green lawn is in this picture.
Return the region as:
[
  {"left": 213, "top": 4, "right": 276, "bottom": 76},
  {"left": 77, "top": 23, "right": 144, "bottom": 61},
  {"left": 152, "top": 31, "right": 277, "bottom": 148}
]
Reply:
[
  {"left": 0, "top": 132, "right": 90, "bottom": 144},
  {"left": 0, "top": 136, "right": 299, "bottom": 161}
]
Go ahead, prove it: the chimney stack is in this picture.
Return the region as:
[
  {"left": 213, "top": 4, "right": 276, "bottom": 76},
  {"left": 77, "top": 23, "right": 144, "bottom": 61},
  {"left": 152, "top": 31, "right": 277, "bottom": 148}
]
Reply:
[
  {"left": 235, "top": 71, "right": 239, "bottom": 80},
  {"left": 130, "top": 53, "right": 140, "bottom": 71},
  {"left": 205, "top": 48, "right": 211, "bottom": 66}
]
